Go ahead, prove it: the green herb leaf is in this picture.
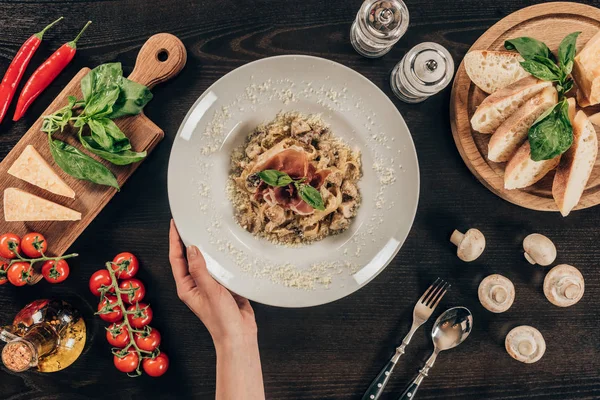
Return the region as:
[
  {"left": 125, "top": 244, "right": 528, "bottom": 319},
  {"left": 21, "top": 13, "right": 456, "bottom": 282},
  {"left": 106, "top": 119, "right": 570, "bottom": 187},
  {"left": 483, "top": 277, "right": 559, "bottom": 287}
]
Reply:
[
  {"left": 558, "top": 31, "right": 581, "bottom": 75},
  {"left": 81, "top": 63, "right": 124, "bottom": 103},
  {"left": 528, "top": 99, "right": 573, "bottom": 161},
  {"left": 83, "top": 86, "right": 120, "bottom": 118},
  {"left": 297, "top": 184, "right": 325, "bottom": 211},
  {"left": 48, "top": 133, "right": 119, "bottom": 189},
  {"left": 505, "top": 37, "right": 552, "bottom": 60},
  {"left": 519, "top": 59, "right": 561, "bottom": 81},
  {"left": 101, "top": 118, "right": 132, "bottom": 152},
  {"left": 257, "top": 170, "right": 294, "bottom": 187},
  {"left": 108, "top": 78, "right": 153, "bottom": 119},
  {"left": 87, "top": 118, "right": 112, "bottom": 150},
  {"left": 80, "top": 135, "right": 146, "bottom": 165}
]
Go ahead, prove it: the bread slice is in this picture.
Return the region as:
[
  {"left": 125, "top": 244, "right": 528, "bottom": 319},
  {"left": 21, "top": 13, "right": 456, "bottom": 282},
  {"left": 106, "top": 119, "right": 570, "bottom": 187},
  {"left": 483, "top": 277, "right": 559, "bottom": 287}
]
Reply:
[
  {"left": 464, "top": 50, "right": 529, "bottom": 94},
  {"left": 7, "top": 145, "right": 75, "bottom": 198},
  {"left": 552, "top": 110, "right": 598, "bottom": 216},
  {"left": 488, "top": 86, "right": 557, "bottom": 162},
  {"left": 471, "top": 76, "right": 553, "bottom": 134},
  {"left": 573, "top": 31, "right": 600, "bottom": 107},
  {"left": 3, "top": 188, "right": 81, "bottom": 222},
  {"left": 504, "top": 141, "right": 561, "bottom": 190}
]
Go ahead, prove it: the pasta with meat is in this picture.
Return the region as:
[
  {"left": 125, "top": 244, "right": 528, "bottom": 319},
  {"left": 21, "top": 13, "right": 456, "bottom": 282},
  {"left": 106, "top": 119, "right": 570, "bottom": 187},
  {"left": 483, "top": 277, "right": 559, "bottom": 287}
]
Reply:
[{"left": 228, "top": 112, "right": 362, "bottom": 245}]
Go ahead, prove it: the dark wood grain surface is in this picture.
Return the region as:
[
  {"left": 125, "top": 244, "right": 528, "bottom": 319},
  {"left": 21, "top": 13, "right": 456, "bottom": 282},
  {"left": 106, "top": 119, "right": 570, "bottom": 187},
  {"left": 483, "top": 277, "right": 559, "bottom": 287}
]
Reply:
[{"left": 0, "top": 1, "right": 599, "bottom": 399}]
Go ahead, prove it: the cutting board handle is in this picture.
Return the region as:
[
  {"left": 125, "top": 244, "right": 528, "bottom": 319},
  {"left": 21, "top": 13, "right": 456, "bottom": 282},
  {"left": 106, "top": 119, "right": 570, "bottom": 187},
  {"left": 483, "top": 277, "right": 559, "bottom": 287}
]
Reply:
[{"left": 128, "top": 33, "right": 187, "bottom": 89}]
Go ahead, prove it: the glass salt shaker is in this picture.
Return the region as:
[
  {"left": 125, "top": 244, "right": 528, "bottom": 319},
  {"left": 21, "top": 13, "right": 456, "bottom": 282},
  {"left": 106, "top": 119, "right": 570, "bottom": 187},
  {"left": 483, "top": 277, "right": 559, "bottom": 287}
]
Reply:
[
  {"left": 350, "top": 0, "right": 409, "bottom": 58},
  {"left": 390, "top": 42, "right": 455, "bottom": 103}
]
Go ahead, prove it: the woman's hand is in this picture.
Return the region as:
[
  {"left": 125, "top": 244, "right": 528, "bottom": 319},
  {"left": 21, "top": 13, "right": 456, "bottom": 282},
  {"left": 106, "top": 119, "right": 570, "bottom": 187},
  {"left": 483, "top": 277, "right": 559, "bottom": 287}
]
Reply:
[{"left": 169, "top": 220, "right": 265, "bottom": 400}]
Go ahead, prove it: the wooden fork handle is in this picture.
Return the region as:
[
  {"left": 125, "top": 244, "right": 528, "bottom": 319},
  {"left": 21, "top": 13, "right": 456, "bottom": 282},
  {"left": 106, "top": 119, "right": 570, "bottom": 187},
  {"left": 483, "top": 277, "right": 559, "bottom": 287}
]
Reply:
[{"left": 128, "top": 33, "right": 187, "bottom": 89}]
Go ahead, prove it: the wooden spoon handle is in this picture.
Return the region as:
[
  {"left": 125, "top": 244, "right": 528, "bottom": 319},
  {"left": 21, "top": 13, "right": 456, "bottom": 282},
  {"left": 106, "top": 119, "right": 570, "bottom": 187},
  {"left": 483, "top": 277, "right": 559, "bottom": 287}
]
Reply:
[{"left": 128, "top": 33, "right": 187, "bottom": 89}]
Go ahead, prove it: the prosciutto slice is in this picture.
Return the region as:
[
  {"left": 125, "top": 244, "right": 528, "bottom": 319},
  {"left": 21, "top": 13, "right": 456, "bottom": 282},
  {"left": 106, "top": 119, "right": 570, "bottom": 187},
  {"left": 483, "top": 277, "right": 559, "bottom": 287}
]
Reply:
[{"left": 253, "top": 144, "right": 330, "bottom": 215}]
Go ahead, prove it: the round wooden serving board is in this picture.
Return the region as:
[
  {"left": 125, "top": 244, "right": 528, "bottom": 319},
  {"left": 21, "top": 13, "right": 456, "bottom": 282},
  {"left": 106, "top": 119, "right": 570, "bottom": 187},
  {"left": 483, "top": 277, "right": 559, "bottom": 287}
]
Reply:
[{"left": 450, "top": 2, "right": 600, "bottom": 212}]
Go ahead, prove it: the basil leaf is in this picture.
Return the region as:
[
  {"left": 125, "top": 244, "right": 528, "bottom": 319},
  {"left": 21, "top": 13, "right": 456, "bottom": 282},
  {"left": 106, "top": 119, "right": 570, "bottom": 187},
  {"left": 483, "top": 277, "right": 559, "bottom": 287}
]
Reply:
[
  {"left": 558, "top": 31, "right": 581, "bottom": 75},
  {"left": 297, "top": 184, "right": 325, "bottom": 211},
  {"left": 520, "top": 60, "right": 560, "bottom": 81},
  {"left": 80, "top": 135, "right": 146, "bottom": 165},
  {"left": 528, "top": 99, "right": 573, "bottom": 161},
  {"left": 101, "top": 118, "right": 131, "bottom": 152},
  {"left": 87, "top": 118, "right": 112, "bottom": 150},
  {"left": 108, "top": 78, "right": 153, "bottom": 119},
  {"left": 83, "top": 86, "right": 120, "bottom": 118},
  {"left": 48, "top": 134, "right": 119, "bottom": 189},
  {"left": 258, "top": 170, "right": 294, "bottom": 187},
  {"left": 81, "top": 63, "right": 124, "bottom": 103},
  {"left": 505, "top": 37, "right": 552, "bottom": 60}
]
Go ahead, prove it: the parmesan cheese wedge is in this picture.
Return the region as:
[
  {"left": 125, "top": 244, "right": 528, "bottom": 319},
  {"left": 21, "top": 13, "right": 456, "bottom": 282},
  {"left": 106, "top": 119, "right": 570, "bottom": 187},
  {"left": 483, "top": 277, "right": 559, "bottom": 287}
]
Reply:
[
  {"left": 8, "top": 145, "right": 75, "bottom": 198},
  {"left": 3, "top": 188, "right": 81, "bottom": 222}
]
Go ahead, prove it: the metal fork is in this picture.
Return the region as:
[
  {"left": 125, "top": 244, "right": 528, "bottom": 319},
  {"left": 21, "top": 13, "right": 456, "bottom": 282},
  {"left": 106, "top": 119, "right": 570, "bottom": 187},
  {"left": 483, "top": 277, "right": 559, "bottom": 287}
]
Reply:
[{"left": 361, "top": 278, "right": 450, "bottom": 400}]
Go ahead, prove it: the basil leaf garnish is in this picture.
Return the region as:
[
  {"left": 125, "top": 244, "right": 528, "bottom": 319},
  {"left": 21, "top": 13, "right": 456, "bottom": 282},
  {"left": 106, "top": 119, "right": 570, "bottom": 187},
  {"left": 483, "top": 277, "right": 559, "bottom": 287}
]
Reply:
[
  {"left": 48, "top": 133, "right": 120, "bottom": 189},
  {"left": 297, "top": 184, "right": 325, "bottom": 211},
  {"left": 528, "top": 99, "right": 573, "bottom": 161},
  {"left": 558, "top": 31, "right": 581, "bottom": 75},
  {"left": 519, "top": 60, "right": 560, "bottom": 82},
  {"left": 108, "top": 78, "right": 154, "bottom": 119},
  {"left": 81, "top": 63, "right": 124, "bottom": 103},
  {"left": 258, "top": 170, "right": 294, "bottom": 187},
  {"left": 505, "top": 37, "right": 552, "bottom": 60},
  {"left": 80, "top": 135, "right": 146, "bottom": 166}
]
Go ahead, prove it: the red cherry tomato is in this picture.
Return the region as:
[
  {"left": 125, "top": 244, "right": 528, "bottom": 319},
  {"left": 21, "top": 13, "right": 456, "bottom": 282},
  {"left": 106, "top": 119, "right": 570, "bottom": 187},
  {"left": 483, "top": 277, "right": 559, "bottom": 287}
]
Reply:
[
  {"left": 142, "top": 353, "right": 169, "bottom": 377},
  {"left": 7, "top": 262, "right": 32, "bottom": 286},
  {"left": 134, "top": 328, "right": 161, "bottom": 352},
  {"left": 119, "top": 279, "right": 145, "bottom": 304},
  {"left": 0, "top": 262, "right": 8, "bottom": 285},
  {"left": 20, "top": 232, "right": 47, "bottom": 258},
  {"left": 97, "top": 295, "right": 123, "bottom": 323},
  {"left": 113, "top": 349, "right": 139, "bottom": 373},
  {"left": 106, "top": 323, "right": 129, "bottom": 348},
  {"left": 111, "top": 252, "right": 139, "bottom": 279},
  {"left": 41, "top": 260, "right": 69, "bottom": 283},
  {"left": 0, "top": 233, "right": 21, "bottom": 259},
  {"left": 89, "top": 270, "right": 113, "bottom": 296},
  {"left": 127, "top": 303, "right": 153, "bottom": 329}
]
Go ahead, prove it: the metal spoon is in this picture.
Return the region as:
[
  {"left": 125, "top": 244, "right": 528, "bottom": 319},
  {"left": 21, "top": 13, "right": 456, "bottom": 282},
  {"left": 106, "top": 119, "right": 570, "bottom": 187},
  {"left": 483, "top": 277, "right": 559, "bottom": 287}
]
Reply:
[{"left": 397, "top": 306, "right": 473, "bottom": 400}]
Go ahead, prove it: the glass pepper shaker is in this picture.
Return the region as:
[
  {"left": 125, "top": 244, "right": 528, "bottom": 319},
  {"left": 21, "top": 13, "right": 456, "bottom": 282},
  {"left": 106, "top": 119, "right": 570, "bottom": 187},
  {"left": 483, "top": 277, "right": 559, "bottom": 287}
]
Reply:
[
  {"left": 390, "top": 42, "right": 455, "bottom": 103},
  {"left": 350, "top": 0, "right": 409, "bottom": 58}
]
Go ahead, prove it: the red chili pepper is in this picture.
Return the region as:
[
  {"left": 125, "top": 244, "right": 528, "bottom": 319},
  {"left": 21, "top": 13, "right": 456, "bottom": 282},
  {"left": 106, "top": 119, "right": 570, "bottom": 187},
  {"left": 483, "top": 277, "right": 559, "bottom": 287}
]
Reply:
[
  {"left": 13, "top": 21, "right": 92, "bottom": 122},
  {"left": 0, "top": 17, "right": 63, "bottom": 125}
]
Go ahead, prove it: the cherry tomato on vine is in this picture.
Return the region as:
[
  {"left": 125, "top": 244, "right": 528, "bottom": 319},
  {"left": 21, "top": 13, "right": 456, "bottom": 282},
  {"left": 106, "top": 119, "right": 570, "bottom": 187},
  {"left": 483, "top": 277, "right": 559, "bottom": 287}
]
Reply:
[
  {"left": 143, "top": 353, "right": 169, "bottom": 377},
  {"left": 7, "top": 262, "right": 32, "bottom": 286},
  {"left": 113, "top": 349, "right": 139, "bottom": 373},
  {"left": 106, "top": 323, "right": 129, "bottom": 348},
  {"left": 89, "top": 270, "right": 113, "bottom": 296},
  {"left": 41, "top": 260, "right": 69, "bottom": 283},
  {"left": 111, "top": 252, "right": 139, "bottom": 279},
  {"left": 119, "top": 279, "right": 145, "bottom": 304},
  {"left": 20, "top": 232, "right": 47, "bottom": 258},
  {"left": 0, "top": 262, "right": 8, "bottom": 285},
  {"left": 97, "top": 295, "right": 123, "bottom": 323},
  {"left": 134, "top": 328, "right": 161, "bottom": 352},
  {"left": 0, "top": 233, "right": 21, "bottom": 259},
  {"left": 127, "top": 303, "right": 153, "bottom": 329}
]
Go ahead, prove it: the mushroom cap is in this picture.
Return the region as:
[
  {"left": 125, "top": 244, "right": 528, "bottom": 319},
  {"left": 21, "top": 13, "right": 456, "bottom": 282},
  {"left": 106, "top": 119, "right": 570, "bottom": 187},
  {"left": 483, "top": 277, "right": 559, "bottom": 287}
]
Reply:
[
  {"left": 523, "top": 234, "right": 556, "bottom": 266},
  {"left": 454, "top": 229, "right": 485, "bottom": 262},
  {"left": 478, "top": 274, "right": 515, "bottom": 313},
  {"left": 505, "top": 325, "right": 546, "bottom": 363},
  {"left": 543, "top": 264, "right": 584, "bottom": 307}
]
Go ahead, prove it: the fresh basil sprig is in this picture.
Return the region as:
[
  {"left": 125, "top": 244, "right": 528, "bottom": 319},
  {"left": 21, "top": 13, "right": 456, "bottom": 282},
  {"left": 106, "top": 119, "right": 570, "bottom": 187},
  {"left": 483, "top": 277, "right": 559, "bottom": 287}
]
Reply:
[
  {"left": 42, "top": 62, "right": 153, "bottom": 188},
  {"left": 504, "top": 32, "right": 580, "bottom": 160},
  {"left": 257, "top": 170, "right": 325, "bottom": 211}
]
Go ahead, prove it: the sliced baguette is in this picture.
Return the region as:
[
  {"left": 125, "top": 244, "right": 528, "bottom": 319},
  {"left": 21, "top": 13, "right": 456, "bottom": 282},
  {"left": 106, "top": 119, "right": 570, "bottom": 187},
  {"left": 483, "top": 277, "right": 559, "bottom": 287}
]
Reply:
[
  {"left": 552, "top": 110, "right": 598, "bottom": 216},
  {"left": 504, "top": 141, "right": 561, "bottom": 190},
  {"left": 488, "top": 86, "right": 557, "bottom": 162},
  {"left": 471, "top": 76, "right": 553, "bottom": 134},
  {"left": 464, "top": 50, "right": 529, "bottom": 94}
]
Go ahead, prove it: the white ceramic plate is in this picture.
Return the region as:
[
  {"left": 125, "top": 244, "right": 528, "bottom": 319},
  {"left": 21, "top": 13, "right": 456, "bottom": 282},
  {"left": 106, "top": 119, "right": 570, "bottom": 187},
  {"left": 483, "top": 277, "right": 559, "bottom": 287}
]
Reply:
[{"left": 168, "top": 55, "right": 419, "bottom": 307}]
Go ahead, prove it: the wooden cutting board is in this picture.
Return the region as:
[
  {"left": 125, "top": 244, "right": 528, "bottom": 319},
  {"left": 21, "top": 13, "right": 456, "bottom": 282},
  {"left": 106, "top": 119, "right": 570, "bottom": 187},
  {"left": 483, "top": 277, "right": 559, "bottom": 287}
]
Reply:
[
  {"left": 0, "top": 33, "right": 186, "bottom": 255},
  {"left": 450, "top": 2, "right": 600, "bottom": 212}
]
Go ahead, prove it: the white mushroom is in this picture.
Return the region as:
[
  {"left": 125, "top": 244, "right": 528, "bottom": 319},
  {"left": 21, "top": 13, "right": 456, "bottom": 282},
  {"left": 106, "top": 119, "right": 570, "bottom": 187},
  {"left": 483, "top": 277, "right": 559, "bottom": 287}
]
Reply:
[
  {"left": 450, "top": 228, "right": 485, "bottom": 262},
  {"left": 543, "top": 264, "right": 584, "bottom": 307},
  {"left": 523, "top": 234, "right": 556, "bottom": 266},
  {"left": 478, "top": 274, "right": 515, "bottom": 313},
  {"left": 505, "top": 325, "right": 546, "bottom": 364}
]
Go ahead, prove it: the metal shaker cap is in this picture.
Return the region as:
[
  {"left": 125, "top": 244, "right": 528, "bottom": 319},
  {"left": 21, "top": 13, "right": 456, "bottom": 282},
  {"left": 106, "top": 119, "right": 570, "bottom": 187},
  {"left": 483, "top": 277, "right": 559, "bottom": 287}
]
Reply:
[
  {"left": 359, "top": 0, "right": 409, "bottom": 40},
  {"left": 403, "top": 42, "right": 454, "bottom": 95}
]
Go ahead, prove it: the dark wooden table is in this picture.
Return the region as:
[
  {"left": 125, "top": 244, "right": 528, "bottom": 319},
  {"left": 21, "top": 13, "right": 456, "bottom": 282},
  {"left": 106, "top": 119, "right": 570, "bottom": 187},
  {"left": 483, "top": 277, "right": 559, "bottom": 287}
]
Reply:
[{"left": 1, "top": 0, "right": 599, "bottom": 399}]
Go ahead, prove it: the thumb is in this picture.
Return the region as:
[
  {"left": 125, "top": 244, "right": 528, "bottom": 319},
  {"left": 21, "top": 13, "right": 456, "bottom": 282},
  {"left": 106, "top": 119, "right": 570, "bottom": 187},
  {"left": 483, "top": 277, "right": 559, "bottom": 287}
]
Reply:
[{"left": 186, "top": 245, "right": 215, "bottom": 290}]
